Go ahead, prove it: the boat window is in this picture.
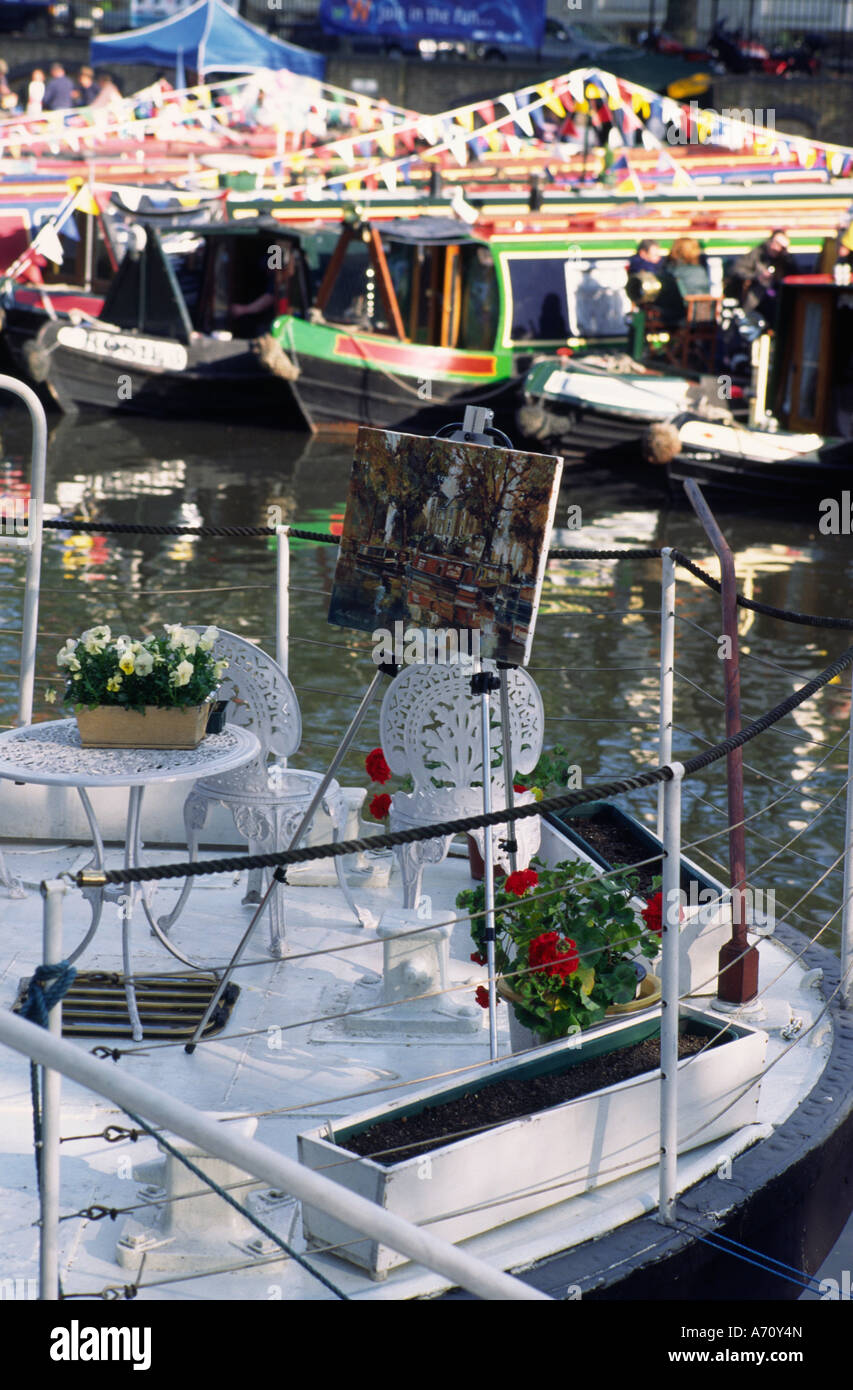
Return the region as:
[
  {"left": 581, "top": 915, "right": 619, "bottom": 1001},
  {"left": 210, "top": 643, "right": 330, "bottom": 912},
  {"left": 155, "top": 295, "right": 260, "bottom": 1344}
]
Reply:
[
  {"left": 506, "top": 256, "right": 570, "bottom": 342},
  {"left": 323, "top": 237, "right": 393, "bottom": 332},
  {"left": 164, "top": 233, "right": 207, "bottom": 323},
  {"left": 384, "top": 240, "right": 414, "bottom": 333},
  {"left": 458, "top": 246, "right": 499, "bottom": 351}
]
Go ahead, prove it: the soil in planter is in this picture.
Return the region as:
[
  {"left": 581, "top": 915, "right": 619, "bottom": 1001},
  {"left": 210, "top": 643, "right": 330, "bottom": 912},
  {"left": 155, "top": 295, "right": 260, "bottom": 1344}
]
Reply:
[
  {"left": 340, "top": 1027, "right": 721, "bottom": 1166},
  {"left": 570, "top": 813, "right": 661, "bottom": 895}
]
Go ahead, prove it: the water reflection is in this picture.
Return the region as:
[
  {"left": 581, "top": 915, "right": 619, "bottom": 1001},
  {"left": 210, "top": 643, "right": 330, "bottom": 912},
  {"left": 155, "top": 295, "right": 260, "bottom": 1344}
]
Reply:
[{"left": 0, "top": 408, "right": 850, "bottom": 937}]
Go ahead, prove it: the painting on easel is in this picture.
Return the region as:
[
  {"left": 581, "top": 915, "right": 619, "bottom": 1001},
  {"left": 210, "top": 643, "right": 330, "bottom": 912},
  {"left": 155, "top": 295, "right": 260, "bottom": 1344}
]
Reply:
[{"left": 328, "top": 426, "right": 563, "bottom": 666}]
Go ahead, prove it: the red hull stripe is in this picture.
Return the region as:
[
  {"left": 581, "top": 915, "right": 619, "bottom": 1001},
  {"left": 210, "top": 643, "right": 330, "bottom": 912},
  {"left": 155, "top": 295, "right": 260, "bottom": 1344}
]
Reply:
[{"left": 333, "top": 335, "right": 496, "bottom": 377}]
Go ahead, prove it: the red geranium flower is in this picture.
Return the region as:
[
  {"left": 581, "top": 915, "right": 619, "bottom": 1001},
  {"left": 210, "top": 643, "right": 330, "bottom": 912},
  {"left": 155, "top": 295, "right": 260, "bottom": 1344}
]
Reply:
[
  {"left": 642, "top": 890, "right": 683, "bottom": 934},
  {"left": 528, "top": 932, "right": 579, "bottom": 978},
  {"left": 369, "top": 792, "right": 392, "bottom": 822},
  {"left": 470, "top": 951, "right": 487, "bottom": 966},
  {"left": 475, "top": 985, "right": 490, "bottom": 1009},
  {"left": 642, "top": 892, "right": 663, "bottom": 935},
  {"left": 504, "top": 868, "right": 539, "bottom": 898},
  {"left": 365, "top": 747, "right": 391, "bottom": 784},
  {"left": 513, "top": 784, "right": 527, "bottom": 794}
]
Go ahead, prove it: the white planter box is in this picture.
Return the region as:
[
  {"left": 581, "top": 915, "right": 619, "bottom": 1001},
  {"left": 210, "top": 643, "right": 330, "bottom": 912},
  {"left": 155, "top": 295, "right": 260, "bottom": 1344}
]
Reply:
[{"left": 299, "top": 1005, "right": 767, "bottom": 1277}]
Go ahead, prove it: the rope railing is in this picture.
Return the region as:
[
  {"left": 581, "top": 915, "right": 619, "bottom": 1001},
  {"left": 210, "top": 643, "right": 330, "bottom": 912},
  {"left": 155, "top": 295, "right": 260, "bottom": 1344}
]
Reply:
[
  {"left": 75, "top": 639, "right": 853, "bottom": 891},
  {"left": 34, "top": 522, "right": 853, "bottom": 633}
]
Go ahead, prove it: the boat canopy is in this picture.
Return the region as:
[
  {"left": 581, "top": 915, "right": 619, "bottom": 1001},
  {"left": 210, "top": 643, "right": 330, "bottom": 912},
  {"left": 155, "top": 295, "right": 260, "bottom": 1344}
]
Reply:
[
  {"left": 378, "top": 218, "right": 484, "bottom": 247},
  {"left": 99, "top": 228, "right": 193, "bottom": 344}
]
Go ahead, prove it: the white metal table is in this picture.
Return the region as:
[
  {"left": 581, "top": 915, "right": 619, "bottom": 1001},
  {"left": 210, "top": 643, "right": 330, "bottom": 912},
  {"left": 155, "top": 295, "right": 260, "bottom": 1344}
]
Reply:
[{"left": 0, "top": 719, "right": 260, "bottom": 1039}]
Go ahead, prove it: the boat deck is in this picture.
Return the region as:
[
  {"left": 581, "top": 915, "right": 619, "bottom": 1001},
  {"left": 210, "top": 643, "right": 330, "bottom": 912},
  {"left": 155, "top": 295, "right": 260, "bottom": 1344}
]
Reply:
[{"left": 0, "top": 831, "right": 834, "bottom": 1300}]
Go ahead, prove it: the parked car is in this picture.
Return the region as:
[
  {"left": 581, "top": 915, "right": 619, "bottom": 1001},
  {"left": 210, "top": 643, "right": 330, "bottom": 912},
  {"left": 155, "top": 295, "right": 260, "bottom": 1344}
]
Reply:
[{"left": 473, "top": 18, "right": 640, "bottom": 63}]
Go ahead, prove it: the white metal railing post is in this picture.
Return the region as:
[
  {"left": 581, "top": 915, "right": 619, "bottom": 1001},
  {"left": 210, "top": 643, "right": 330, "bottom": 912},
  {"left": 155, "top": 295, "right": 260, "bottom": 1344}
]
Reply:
[
  {"left": 658, "top": 761, "right": 683, "bottom": 1226},
  {"left": 0, "top": 1006, "right": 550, "bottom": 1301},
  {"left": 0, "top": 376, "right": 47, "bottom": 726},
  {"left": 841, "top": 679, "right": 853, "bottom": 1006},
  {"left": 275, "top": 524, "right": 290, "bottom": 678},
  {"left": 657, "top": 548, "right": 676, "bottom": 839},
  {"left": 478, "top": 674, "right": 499, "bottom": 1062},
  {"left": 39, "top": 878, "right": 67, "bottom": 1301}
]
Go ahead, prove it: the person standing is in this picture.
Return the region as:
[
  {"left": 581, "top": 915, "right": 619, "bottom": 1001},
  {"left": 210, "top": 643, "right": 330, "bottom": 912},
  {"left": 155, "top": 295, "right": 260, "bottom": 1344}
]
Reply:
[
  {"left": 26, "top": 68, "right": 46, "bottom": 116},
  {"left": 90, "top": 72, "right": 123, "bottom": 112},
  {"left": 42, "top": 63, "right": 76, "bottom": 112},
  {"left": 74, "top": 66, "right": 96, "bottom": 107}
]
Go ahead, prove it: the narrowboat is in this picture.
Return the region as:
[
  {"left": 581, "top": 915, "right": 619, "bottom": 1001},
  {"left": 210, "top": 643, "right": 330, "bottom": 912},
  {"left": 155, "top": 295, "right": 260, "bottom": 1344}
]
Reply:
[{"left": 29, "top": 217, "right": 311, "bottom": 425}]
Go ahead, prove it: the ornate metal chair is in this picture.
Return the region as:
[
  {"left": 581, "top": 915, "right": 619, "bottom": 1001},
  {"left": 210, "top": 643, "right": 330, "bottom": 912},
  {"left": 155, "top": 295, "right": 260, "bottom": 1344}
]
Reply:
[
  {"left": 379, "top": 659, "right": 544, "bottom": 910},
  {"left": 157, "top": 627, "right": 362, "bottom": 956}
]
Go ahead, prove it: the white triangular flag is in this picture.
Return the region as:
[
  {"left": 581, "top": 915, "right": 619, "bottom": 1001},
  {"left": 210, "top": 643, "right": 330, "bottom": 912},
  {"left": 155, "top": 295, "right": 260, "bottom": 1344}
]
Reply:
[{"left": 31, "top": 223, "right": 65, "bottom": 265}]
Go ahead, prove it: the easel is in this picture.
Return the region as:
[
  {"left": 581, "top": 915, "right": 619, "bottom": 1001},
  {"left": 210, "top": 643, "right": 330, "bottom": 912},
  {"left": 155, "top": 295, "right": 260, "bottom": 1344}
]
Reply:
[
  {"left": 437, "top": 406, "right": 521, "bottom": 1061},
  {"left": 187, "top": 406, "right": 524, "bottom": 1056}
]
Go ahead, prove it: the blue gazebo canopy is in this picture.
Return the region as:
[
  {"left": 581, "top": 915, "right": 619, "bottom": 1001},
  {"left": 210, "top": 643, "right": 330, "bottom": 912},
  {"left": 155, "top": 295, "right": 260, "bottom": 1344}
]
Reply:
[{"left": 90, "top": 0, "right": 326, "bottom": 80}]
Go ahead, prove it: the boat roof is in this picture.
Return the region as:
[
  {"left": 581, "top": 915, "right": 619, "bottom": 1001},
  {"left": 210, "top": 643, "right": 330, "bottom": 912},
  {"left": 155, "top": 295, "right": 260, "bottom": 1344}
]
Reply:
[{"left": 377, "top": 216, "right": 484, "bottom": 246}]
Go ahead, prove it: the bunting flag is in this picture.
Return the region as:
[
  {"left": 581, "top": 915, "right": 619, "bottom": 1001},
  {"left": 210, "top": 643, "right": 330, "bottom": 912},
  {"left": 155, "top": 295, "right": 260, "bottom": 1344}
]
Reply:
[
  {"left": 534, "top": 81, "right": 565, "bottom": 118},
  {"left": 30, "top": 222, "right": 65, "bottom": 265},
  {"left": 610, "top": 152, "right": 643, "bottom": 196},
  {"left": 72, "top": 185, "right": 100, "bottom": 216}
]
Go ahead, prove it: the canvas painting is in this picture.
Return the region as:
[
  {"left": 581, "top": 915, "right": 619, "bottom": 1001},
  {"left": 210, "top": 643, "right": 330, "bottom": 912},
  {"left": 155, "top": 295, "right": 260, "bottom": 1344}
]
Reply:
[{"left": 328, "top": 426, "right": 563, "bottom": 667}]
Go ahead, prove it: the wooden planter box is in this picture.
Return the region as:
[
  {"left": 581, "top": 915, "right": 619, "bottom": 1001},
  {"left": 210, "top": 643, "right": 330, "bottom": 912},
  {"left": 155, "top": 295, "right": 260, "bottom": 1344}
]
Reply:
[
  {"left": 299, "top": 1005, "right": 768, "bottom": 1278},
  {"left": 76, "top": 703, "right": 211, "bottom": 749}
]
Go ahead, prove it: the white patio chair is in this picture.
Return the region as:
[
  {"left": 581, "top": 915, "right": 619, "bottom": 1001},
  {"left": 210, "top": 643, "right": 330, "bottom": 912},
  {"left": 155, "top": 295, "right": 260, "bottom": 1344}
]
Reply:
[
  {"left": 379, "top": 659, "right": 544, "bottom": 910},
  {"left": 157, "top": 627, "right": 363, "bottom": 956}
]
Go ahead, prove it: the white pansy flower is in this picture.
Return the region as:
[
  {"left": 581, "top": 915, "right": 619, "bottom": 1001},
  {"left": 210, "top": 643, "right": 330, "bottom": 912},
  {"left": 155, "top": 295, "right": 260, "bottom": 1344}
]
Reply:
[
  {"left": 213, "top": 659, "right": 229, "bottom": 679},
  {"left": 134, "top": 649, "right": 154, "bottom": 677},
  {"left": 180, "top": 629, "right": 200, "bottom": 655},
  {"left": 57, "top": 639, "right": 79, "bottom": 669},
  {"left": 164, "top": 623, "right": 185, "bottom": 650},
  {"left": 173, "top": 660, "right": 194, "bottom": 687},
  {"left": 118, "top": 652, "right": 135, "bottom": 675},
  {"left": 114, "top": 634, "right": 134, "bottom": 651},
  {"left": 80, "top": 625, "right": 111, "bottom": 653},
  {"left": 199, "top": 626, "right": 218, "bottom": 652}
]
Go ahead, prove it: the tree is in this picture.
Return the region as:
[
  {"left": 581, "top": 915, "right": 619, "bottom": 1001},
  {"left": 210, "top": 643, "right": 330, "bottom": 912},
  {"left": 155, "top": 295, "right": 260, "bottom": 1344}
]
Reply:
[{"left": 453, "top": 446, "right": 556, "bottom": 570}]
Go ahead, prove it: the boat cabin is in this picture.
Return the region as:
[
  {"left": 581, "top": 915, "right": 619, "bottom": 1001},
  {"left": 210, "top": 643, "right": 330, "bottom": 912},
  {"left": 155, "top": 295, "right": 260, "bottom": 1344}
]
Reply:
[
  {"left": 771, "top": 275, "right": 853, "bottom": 438},
  {"left": 97, "top": 217, "right": 308, "bottom": 343}
]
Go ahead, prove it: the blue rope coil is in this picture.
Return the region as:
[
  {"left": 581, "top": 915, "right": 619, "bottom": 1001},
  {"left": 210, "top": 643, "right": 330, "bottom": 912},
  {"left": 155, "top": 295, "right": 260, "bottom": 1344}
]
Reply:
[{"left": 21, "top": 962, "right": 77, "bottom": 1027}]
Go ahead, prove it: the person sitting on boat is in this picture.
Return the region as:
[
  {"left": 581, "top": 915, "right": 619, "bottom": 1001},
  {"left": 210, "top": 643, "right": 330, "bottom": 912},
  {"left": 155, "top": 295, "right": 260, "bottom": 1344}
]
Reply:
[
  {"left": 728, "top": 230, "right": 797, "bottom": 318},
  {"left": 654, "top": 237, "right": 711, "bottom": 325},
  {"left": 627, "top": 240, "right": 663, "bottom": 276},
  {"left": 230, "top": 247, "right": 297, "bottom": 336}
]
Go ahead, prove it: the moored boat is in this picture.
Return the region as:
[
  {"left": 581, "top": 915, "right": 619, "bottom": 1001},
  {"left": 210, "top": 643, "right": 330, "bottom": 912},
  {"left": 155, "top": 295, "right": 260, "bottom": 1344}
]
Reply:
[{"left": 30, "top": 217, "right": 311, "bottom": 425}]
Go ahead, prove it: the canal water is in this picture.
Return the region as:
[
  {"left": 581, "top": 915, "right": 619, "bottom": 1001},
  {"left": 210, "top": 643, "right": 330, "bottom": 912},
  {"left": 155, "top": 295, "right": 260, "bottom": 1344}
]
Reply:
[{"left": 0, "top": 405, "right": 851, "bottom": 939}]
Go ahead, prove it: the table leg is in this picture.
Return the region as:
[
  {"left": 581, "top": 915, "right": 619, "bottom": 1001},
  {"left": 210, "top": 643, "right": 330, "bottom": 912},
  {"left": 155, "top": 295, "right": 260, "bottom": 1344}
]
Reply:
[
  {"left": 128, "top": 786, "right": 204, "bottom": 971},
  {"left": 122, "top": 788, "right": 145, "bottom": 1043},
  {"left": 67, "top": 788, "right": 106, "bottom": 964}
]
